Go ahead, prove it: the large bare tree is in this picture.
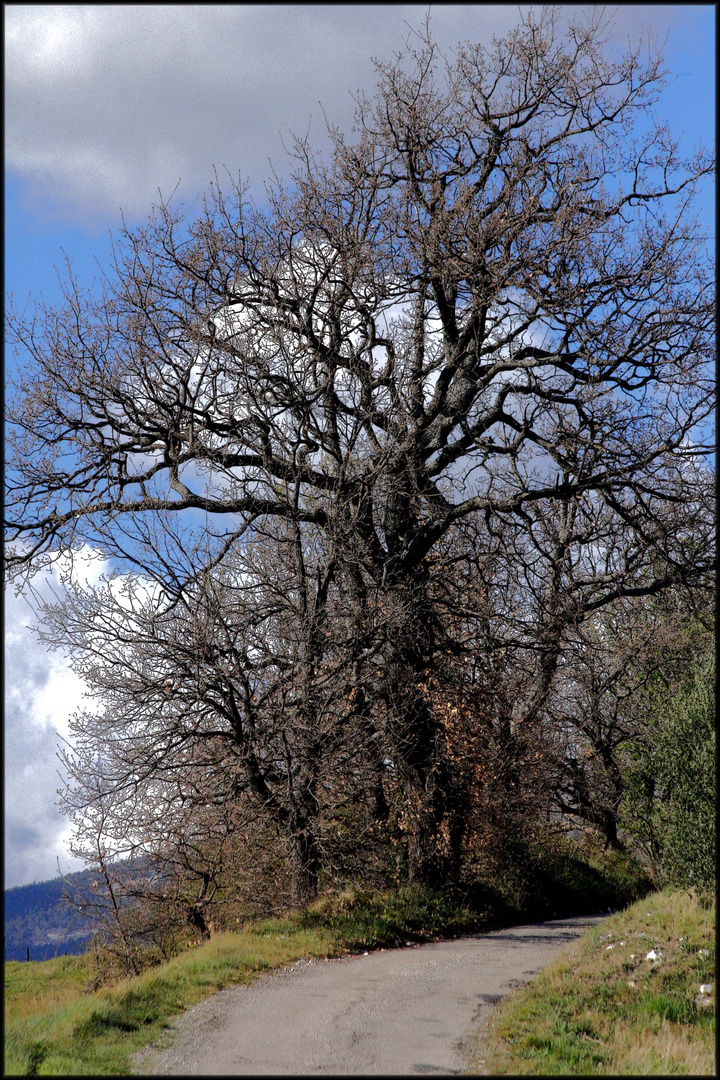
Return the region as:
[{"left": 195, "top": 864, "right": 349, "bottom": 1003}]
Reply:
[{"left": 6, "top": 9, "right": 714, "bottom": 887}]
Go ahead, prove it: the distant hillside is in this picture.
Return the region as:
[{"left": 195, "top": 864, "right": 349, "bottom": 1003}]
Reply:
[{"left": 4, "top": 869, "right": 96, "bottom": 962}]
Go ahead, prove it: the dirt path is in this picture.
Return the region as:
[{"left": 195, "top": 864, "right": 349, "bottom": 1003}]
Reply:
[{"left": 134, "top": 913, "right": 607, "bottom": 1075}]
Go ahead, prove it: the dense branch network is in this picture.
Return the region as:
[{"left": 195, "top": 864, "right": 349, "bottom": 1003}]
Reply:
[{"left": 5, "top": 7, "right": 714, "bottom": 897}]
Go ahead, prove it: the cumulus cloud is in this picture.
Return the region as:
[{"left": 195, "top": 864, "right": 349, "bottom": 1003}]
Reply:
[
  {"left": 5, "top": 590, "right": 85, "bottom": 887},
  {"left": 4, "top": 548, "right": 112, "bottom": 888}
]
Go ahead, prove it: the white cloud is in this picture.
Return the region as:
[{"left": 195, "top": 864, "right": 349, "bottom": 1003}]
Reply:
[
  {"left": 48, "top": 544, "right": 111, "bottom": 590},
  {"left": 4, "top": 593, "right": 87, "bottom": 887},
  {"left": 26, "top": 660, "right": 88, "bottom": 742},
  {"left": 4, "top": 547, "right": 114, "bottom": 887}
]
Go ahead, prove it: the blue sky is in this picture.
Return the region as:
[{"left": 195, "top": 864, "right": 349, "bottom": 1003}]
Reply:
[{"left": 4, "top": 5, "right": 716, "bottom": 889}]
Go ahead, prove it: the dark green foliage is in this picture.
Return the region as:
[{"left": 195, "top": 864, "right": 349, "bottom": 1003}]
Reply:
[
  {"left": 651, "top": 650, "right": 715, "bottom": 891},
  {"left": 294, "top": 886, "right": 490, "bottom": 949},
  {"left": 623, "top": 645, "right": 715, "bottom": 892},
  {"left": 288, "top": 833, "right": 652, "bottom": 953},
  {"left": 464, "top": 829, "right": 653, "bottom": 923}
]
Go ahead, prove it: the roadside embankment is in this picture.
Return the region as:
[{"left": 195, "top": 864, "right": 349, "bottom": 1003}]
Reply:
[{"left": 467, "top": 887, "right": 715, "bottom": 1075}]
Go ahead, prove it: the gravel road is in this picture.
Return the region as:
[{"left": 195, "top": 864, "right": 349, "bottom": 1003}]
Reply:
[{"left": 134, "top": 913, "right": 607, "bottom": 1075}]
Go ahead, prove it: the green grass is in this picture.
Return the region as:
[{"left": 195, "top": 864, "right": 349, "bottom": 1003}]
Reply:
[
  {"left": 467, "top": 888, "right": 715, "bottom": 1075},
  {"left": 4, "top": 953, "right": 94, "bottom": 1026},
  {"left": 3, "top": 836, "right": 654, "bottom": 1076}
]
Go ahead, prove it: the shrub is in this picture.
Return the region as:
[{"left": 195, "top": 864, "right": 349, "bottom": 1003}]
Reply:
[{"left": 623, "top": 647, "right": 715, "bottom": 893}]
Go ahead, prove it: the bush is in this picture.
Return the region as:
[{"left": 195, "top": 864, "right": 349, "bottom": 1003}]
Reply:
[
  {"left": 652, "top": 650, "right": 715, "bottom": 891},
  {"left": 623, "top": 646, "right": 715, "bottom": 893}
]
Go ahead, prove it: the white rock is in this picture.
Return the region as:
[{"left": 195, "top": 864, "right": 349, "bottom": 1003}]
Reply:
[
  {"left": 646, "top": 949, "right": 663, "bottom": 962},
  {"left": 606, "top": 945, "right": 614, "bottom": 950},
  {"left": 698, "top": 949, "right": 710, "bottom": 957},
  {"left": 699, "top": 984, "right": 713, "bottom": 995}
]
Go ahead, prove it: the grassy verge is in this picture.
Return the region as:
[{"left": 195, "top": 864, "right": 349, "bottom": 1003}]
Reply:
[
  {"left": 467, "top": 888, "right": 715, "bottom": 1075},
  {"left": 3, "top": 836, "right": 652, "bottom": 1076},
  {"left": 4, "top": 924, "right": 339, "bottom": 1075}
]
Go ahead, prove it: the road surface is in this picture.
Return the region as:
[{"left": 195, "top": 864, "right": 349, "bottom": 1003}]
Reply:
[{"left": 135, "top": 913, "right": 607, "bottom": 1075}]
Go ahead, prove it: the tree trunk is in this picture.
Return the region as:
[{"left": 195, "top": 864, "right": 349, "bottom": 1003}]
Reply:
[
  {"left": 188, "top": 905, "right": 211, "bottom": 940},
  {"left": 382, "top": 574, "right": 462, "bottom": 889},
  {"left": 388, "top": 630, "right": 462, "bottom": 885},
  {"left": 188, "top": 870, "right": 212, "bottom": 939},
  {"left": 600, "top": 810, "right": 623, "bottom": 851},
  {"left": 289, "top": 827, "right": 320, "bottom": 907},
  {"left": 403, "top": 784, "right": 456, "bottom": 887}
]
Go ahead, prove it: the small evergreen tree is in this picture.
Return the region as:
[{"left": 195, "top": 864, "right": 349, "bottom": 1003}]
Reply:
[{"left": 623, "top": 644, "right": 715, "bottom": 892}]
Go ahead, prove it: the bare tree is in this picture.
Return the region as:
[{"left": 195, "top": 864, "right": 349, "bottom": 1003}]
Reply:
[
  {"left": 60, "top": 763, "right": 268, "bottom": 973},
  {"left": 44, "top": 514, "right": 386, "bottom": 907},
  {"left": 6, "top": 9, "right": 714, "bottom": 887}
]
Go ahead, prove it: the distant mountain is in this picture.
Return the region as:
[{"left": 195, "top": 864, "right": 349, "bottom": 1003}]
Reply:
[{"left": 4, "top": 869, "right": 96, "bottom": 962}]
